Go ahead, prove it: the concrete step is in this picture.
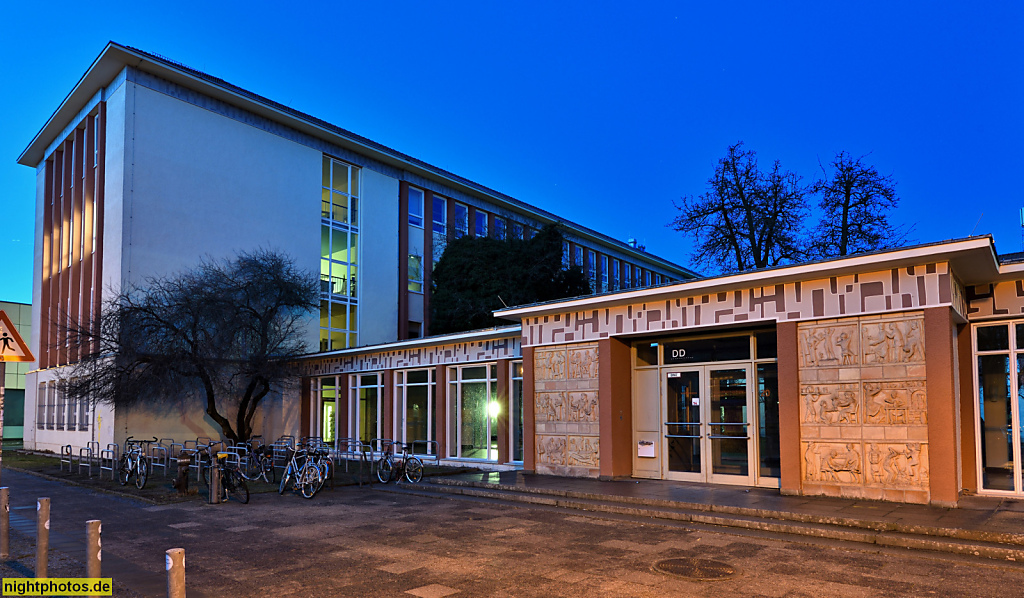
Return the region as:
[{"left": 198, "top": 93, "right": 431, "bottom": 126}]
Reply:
[{"left": 393, "top": 478, "right": 1024, "bottom": 563}]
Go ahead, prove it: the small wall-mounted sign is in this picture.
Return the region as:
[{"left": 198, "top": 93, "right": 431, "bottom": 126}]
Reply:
[
  {"left": 637, "top": 440, "right": 656, "bottom": 458},
  {"left": 667, "top": 372, "right": 681, "bottom": 378},
  {"left": 691, "top": 397, "right": 700, "bottom": 406}
]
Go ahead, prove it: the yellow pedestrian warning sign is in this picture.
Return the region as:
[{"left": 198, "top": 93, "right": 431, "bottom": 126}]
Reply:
[{"left": 0, "top": 310, "right": 33, "bottom": 362}]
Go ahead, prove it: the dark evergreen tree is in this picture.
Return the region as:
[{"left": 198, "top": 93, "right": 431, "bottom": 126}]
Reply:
[{"left": 430, "top": 224, "right": 590, "bottom": 334}]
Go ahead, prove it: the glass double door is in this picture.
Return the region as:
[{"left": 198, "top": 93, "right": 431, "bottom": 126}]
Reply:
[{"left": 663, "top": 365, "right": 753, "bottom": 484}]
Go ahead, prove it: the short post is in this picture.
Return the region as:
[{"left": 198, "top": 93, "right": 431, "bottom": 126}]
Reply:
[
  {"left": 1, "top": 487, "right": 9, "bottom": 560},
  {"left": 86, "top": 520, "right": 101, "bottom": 579},
  {"left": 166, "top": 548, "right": 185, "bottom": 598},
  {"left": 35, "top": 497, "right": 50, "bottom": 578},
  {"left": 208, "top": 458, "right": 221, "bottom": 505}
]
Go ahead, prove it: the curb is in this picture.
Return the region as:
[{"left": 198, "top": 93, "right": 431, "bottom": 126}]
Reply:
[{"left": 3, "top": 466, "right": 163, "bottom": 505}]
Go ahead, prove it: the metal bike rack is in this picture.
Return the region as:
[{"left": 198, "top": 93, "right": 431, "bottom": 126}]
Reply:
[
  {"left": 78, "top": 445, "right": 95, "bottom": 477},
  {"left": 168, "top": 442, "right": 184, "bottom": 460},
  {"left": 60, "top": 445, "right": 73, "bottom": 472},
  {"left": 150, "top": 444, "right": 170, "bottom": 477},
  {"left": 99, "top": 443, "right": 119, "bottom": 480}
]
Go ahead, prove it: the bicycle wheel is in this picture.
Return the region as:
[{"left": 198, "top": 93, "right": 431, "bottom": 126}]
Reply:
[
  {"left": 376, "top": 455, "right": 393, "bottom": 484},
  {"left": 404, "top": 456, "right": 423, "bottom": 483},
  {"left": 278, "top": 464, "right": 292, "bottom": 495},
  {"left": 261, "top": 455, "right": 277, "bottom": 484},
  {"left": 135, "top": 457, "right": 150, "bottom": 489},
  {"left": 117, "top": 456, "right": 131, "bottom": 486},
  {"left": 226, "top": 469, "right": 250, "bottom": 504},
  {"left": 300, "top": 464, "right": 322, "bottom": 499}
]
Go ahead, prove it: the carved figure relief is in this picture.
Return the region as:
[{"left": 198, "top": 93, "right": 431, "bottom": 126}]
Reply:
[
  {"left": 800, "top": 384, "right": 860, "bottom": 425},
  {"left": 537, "top": 436, "right": 566, "bottom": 465},
  {"left": 535, "top": 392, "right": 565, "bottom": 422},
  {"left": 567, "top": 436, "right": 599, "bottom": 467},
  {"left": 862, "top": 319, "right": 925, "bottom": 364},
  {"left": 799, "top": 325, "right": 858, "bottom": 367},
  {"left": 567, "top": 348, "right": 599, "bottom": 380},
  {"left": 804, "top": 442, "right": 863, "bottom": 484},
  {"left": 535, "top": 350, "right": 566, "bottom": 381},
  {"left": 567, "top": 392, "right": 598, "bottom": 422},
  {"left": 867, "top": 442, "right": 927, "bottom": 488},
  {"left": 864, "top": 381, "right": 927, "bottom": 425}
]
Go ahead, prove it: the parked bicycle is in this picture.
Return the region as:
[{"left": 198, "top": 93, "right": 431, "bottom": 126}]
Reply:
[
  {"left": 240, "top": 437, "right": 276, "bottom": 484},
  {"left": 203, "top": 452, "right": 250, "bottom": 504},
  {"left": 118, "top": 436, "right": 156, "bottom": 489},
  {"left": 278, "top": 447, "right": 323, "bottom": 499},
  {"left": 376, "top": 442, "right": 423, "bottom": 484}
]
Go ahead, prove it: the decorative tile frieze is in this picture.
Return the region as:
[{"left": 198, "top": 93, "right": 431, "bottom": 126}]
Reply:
[{"left": 301, "top": 336, "right": 520, "bottom": 377}]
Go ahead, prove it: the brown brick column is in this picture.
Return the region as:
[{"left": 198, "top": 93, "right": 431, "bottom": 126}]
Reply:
[
  {"left": 522, "top": 346, "right": 536, "bottom": 473},
  {"left": 956, "top": 322, "right": 976, "bottom": 494},
  {"left": 435, "top": 365, "right": 448, "bottom": 458},
  {"left": 381, "top": 370, "right": 395, "bottom": 442},
  {"left": 337, "top": 374, "right": 350, "bottom": 441},
  {"left": 423, "top": 190, "right": 434, "bottom": 336},
  {"left": 496, "top": 359, "right": 510, "bottom": 464},
  {"left": 925, "top": 307, "right": 959, "bottom": 506},
  {"left": 598, "top": 337, "right": 632, "bottom": 479},
  {"left": 777, "top": 321, "right": 801, "bottom": 496}
]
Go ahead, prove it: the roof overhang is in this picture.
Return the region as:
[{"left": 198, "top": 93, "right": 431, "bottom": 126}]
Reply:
[
  {"left": 298, "top": 325, "right": 522, "bottom": 361},
  {"left": 18, "top": 43, "right": 692, "bottom": 278},
  {"left": 496, "top": 237, "right": 1002, "bottom": 320}
]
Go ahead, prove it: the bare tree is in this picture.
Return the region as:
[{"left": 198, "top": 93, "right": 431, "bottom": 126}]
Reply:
[
  {"left": 58, "top": 249, "right": 318, "bottom": 442},
  {"left": 810, "top": 151, "right": 908, "bottom": 257},
  {"left": 671, "top": 142, "right": 808, "bottom": 273}
]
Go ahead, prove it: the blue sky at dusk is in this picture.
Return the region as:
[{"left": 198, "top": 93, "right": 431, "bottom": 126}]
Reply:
[{"left": 1, "top": 2, "right": 1022, "bottom": 305}]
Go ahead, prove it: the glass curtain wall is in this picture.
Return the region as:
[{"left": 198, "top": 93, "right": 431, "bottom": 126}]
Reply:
[
  {"left": 396, "top": 369, "right": 437, "bottom": 456},
  {"left": 320, "top": 156, "right": 360, "bottom": 350},
  {"left": 448, "top": 364, "right": 499, "bottom": 461}
]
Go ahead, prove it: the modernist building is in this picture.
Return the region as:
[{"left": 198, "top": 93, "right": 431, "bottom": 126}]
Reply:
[
  {"left": 17, "top": 43, "right": 690, "bottom": 453},
  {"left": 300, "top": 236, "right": 1024, "bottom": 506}
]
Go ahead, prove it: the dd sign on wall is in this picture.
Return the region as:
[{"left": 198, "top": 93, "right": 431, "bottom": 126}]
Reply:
[{"left": 0, "top": 311, "right": 33, "bottom": 363}]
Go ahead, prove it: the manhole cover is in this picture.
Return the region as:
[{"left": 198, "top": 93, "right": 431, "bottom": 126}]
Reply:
[{"left": 653, "top": 558, "right": 737, "bottom": 580}]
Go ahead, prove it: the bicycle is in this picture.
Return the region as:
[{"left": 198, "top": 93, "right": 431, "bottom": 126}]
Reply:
[
  {"left": 118, "top": 436, "right": 155, "bottom": 489},
  {"left": 376, "top": 442, "right": 423, "bottom": 484},
  {"left": 278, "top": 448, "right": 323, "bottom": 499},
  {"left": 206, "top": 452, "right": 250, "bottom": 504},
  {"left": 240, "top": 438, "right": 276, "bottom": 484}
]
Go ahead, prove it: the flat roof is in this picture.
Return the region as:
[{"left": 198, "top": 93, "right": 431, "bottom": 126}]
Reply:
[
  {"left": 495, "top": 236, "right": 1004, "bottom": 319},
  {"left": 18, "top": 42, "right": 695, "bottom": 279}
]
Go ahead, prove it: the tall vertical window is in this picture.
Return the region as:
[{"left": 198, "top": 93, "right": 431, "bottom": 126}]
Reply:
[
  {"left": 562, "top": 242, "right": 570, "bottom": 268},
  {"left": 475, "top": 211, "right": 488, "bottom": 237},
  {"left": 512, "top": 222, "right": 524, "bottom": 240},
  {"left": 587, "top": 251, "right": 597, "bottom": 291},
  {"left": 600, "top": 255, "right": 608, "bottom": 292},
  {"left": 320, "top": 156, "right": 360, "bottom": 351},
  {"left": 974, "top": 322, "right": 1024, "bottom": 495},
  {"left": 574, "top": 245, "right": 583, "bottom": 268},
  {"left": 395, "top": 369, "right": 437, "bottom": 456},
  {"left": 408, "top": 187, "right": 424, "bottom": 227},
  {"left": 448, "top": 364, "right": 499, "bottom": 461},
  {"left": 350, "top": 373, "right": 382, "bottom": 447},
  {"left": 432, "top": 195, "right": 447, "bottom": 261},
  {"left": 511, "top": 361, "right": 524, "bottom": 462},
  {"left": 611, "top": 260, "right": 620, "bottom": 291},
  {"left": 314, "top": 377, "right": 338, "bottom": 444},
  {"left": 494, "top": 217, "right": 506, "bottom": 240},
  {"left": 452, "top": 203, "right": 469, "bottom": 238},
  {"left": 408, "top": 254, "right": 424, "bottom": 293},
  {"left": 645, "top": 270, "right": 652, "bottom": 287},
  {"left": 624, "top": 263, "right": 632, "bottom": 289}
]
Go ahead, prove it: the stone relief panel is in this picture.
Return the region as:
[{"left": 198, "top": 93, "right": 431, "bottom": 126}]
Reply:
[
  {"left": 866, "top": 442, "right": 929, "bottom": 488},
  {"left": 861, "top": 320, "right": 924, "bottom": 364},
  {"left": 535, "top": 392, "right": 565, "bottom": 422},
  {"left": 803, "top": 442, "right": 863, "bottom": 484},
  {"left": 799, "top": 325, "right": 859, "bottom": 368},
  {"left": 533, "top": 342, "right": 600, "bottom": 477},
  {"left": 864, "top": 381, "right": 927, "bottom": 425},
  {"left": 536, "top": 435, "right": 567, "bottom": 466},
  {"left": 534, "top": 349, "right": 567, "bottom": 381},
  {"left": 799, "top": 313, "right": 931, "bottom": 504},
  {"left": 800, "top": 384, "right": 860, "bottom": 425},
  {"left": 567, "top": 436, "right": 600, "bottom": 467},
  {"left": 567, "top": 347, "right": 599, "bottom": 380},
  {"left": 567, "top": 392, "right": 599, "bottom": 422}
]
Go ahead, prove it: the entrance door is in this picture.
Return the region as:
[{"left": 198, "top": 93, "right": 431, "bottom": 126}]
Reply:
[{"left": 662, "top": 366, "right": 752, "bottom": 485}]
